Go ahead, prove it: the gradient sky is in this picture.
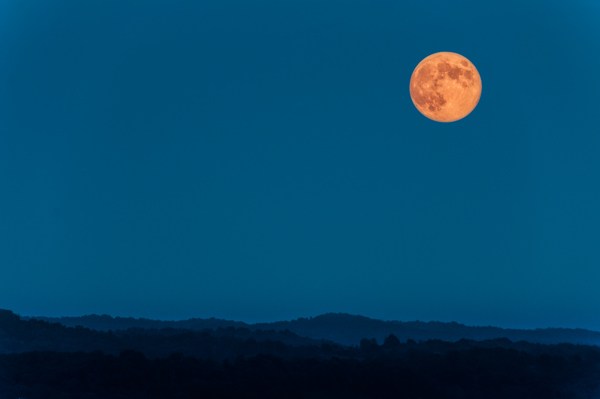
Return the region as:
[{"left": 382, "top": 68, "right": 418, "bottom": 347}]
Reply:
[{"left": 1, "top": 0, "right": 600, "bottom": 329}]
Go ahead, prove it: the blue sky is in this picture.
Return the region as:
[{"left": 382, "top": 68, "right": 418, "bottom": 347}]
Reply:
[{"left": 1, "top": 0, "right": 600, "bottom": 329}]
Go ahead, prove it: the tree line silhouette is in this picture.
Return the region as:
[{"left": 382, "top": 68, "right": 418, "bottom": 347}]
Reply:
[{"left": 2, "top": 309, "right": 600, "bottom": 398}]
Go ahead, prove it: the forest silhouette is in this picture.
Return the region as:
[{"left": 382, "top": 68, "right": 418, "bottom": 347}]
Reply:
[{"left": 2, "top": 309, "right": 600, "bottom": 398}]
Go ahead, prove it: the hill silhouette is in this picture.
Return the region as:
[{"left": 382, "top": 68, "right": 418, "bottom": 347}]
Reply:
[
  {"left": 3, "top": 309, "right": 600, "bottom": 398},
  {"left": 0, "top": 309, "right": 332, "bottom": 360},
  {"left": 34, "top": 311, "right": 600, "bottom": 346}
]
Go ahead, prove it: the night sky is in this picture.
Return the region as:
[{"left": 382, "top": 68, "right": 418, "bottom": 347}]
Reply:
[{"left": 1, "top": 0, "right": 600, "bottom": 329}]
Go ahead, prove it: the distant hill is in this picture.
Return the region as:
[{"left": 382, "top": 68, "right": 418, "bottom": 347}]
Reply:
[
  {"left": 256, "top": 313, "right": 600, "bottom": 346},
  {"left": 33, "top": 311, "right": 600, "bottom": 346},
  {"left": 4, "top": 308, "right": 600, "bottom": 399},
  {"left": 0, "top": 309, "right": 329, "bottom": 359},
  {"left": 5, "top": 308, "right": 600, "bottom": 398}
]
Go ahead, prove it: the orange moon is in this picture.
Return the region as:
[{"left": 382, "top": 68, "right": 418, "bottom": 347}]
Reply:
[{"left": 409, "top": 52, "right": 482, "bottom": 122}]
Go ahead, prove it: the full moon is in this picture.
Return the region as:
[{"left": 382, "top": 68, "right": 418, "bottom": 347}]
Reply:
[{"left": 409, "top": 52, "right": 482, "bottom": 123}]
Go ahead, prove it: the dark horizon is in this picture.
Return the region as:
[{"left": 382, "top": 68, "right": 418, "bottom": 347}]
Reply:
[
  {"left": 14, "top": 309, "right": 600, "bottom": 333},
  {"left": 7, "top": 307, "right": 600, "bottom": 349},
  {"left": 5, "top": 308, "right": 600, "bottom": 398}
]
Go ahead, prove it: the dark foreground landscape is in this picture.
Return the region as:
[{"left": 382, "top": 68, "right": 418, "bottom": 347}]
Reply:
[{"left": 2, "top": 309, "right": 600, "bottom": 398}]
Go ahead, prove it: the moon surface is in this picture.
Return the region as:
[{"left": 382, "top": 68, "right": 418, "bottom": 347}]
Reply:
[{"left": 409, "top": 52, "right": 482, "bottom": 122}]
